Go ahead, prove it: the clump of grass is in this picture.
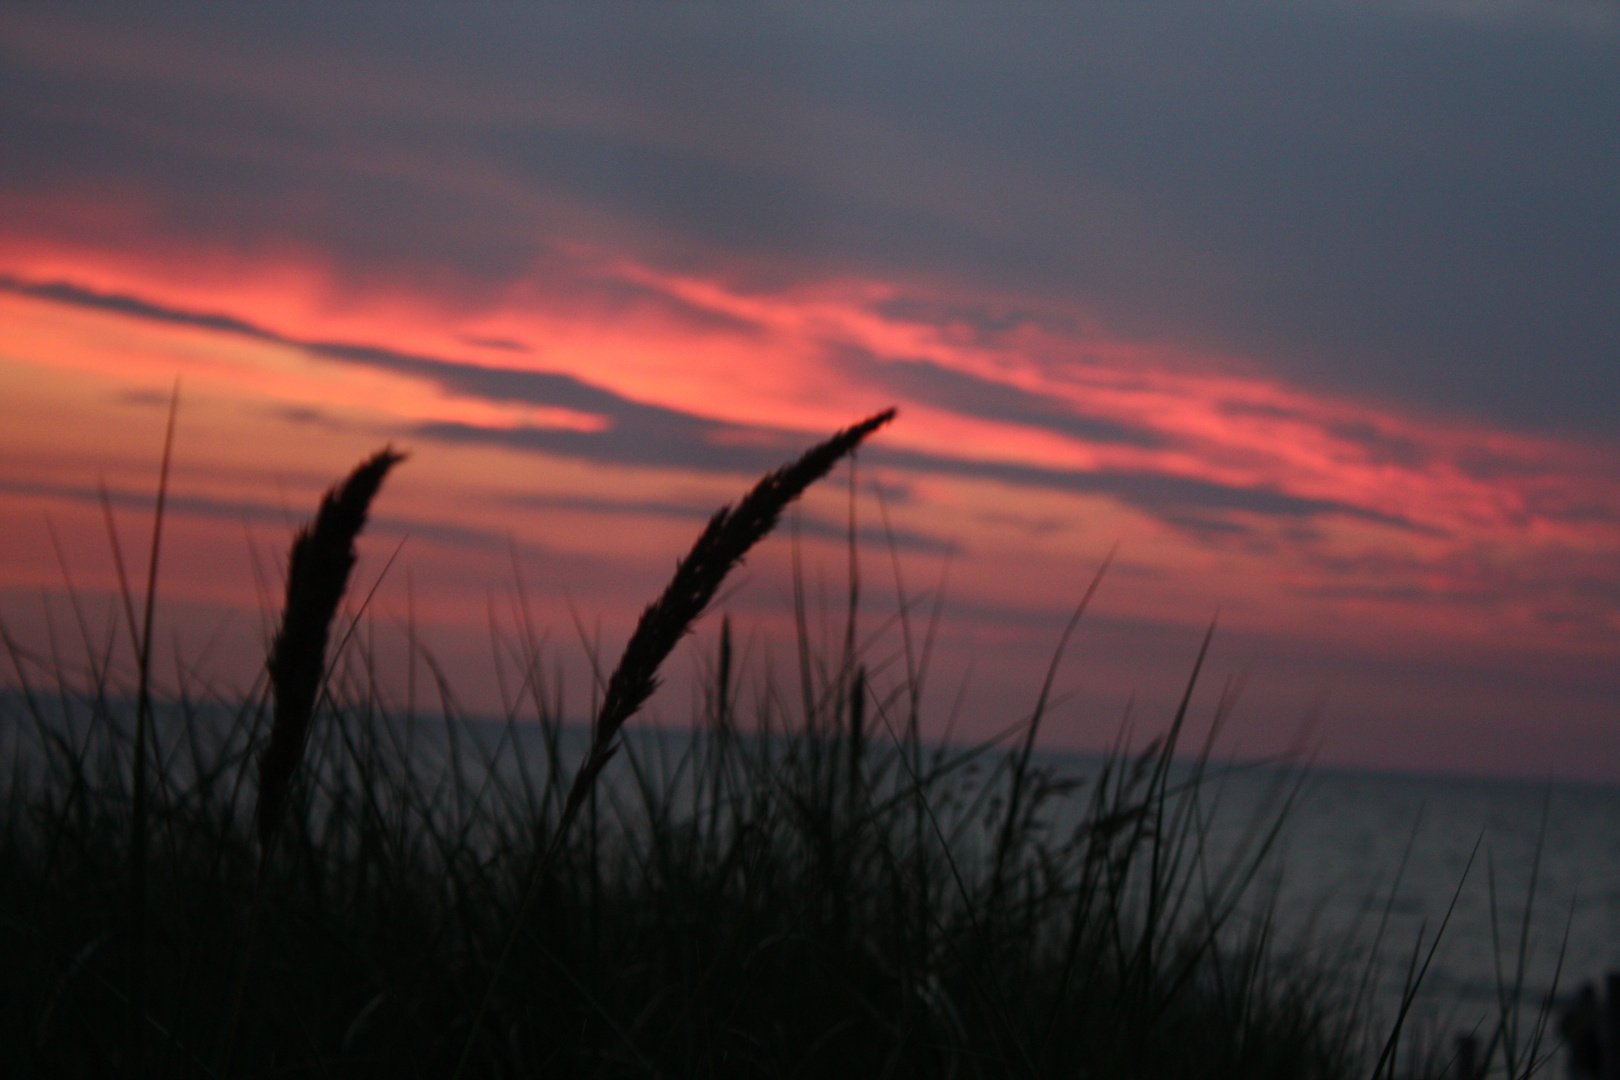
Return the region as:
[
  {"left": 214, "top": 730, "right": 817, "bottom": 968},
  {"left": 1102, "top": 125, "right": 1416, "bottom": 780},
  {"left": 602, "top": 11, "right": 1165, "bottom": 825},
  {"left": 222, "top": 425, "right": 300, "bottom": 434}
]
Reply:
[{"left": 0, "top": 410, "right": 1532, "bottom": 1079}]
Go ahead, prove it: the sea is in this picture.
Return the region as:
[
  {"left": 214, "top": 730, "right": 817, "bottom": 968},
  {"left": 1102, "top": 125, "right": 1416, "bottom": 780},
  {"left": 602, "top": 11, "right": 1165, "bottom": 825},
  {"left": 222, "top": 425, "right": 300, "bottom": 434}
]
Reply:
[
  {"left": 976, "top": 745, "right": 1619, "bottom": 1076},
  {"left": 1188, "top": 760, "right": 1620, "bottom": 1067}
]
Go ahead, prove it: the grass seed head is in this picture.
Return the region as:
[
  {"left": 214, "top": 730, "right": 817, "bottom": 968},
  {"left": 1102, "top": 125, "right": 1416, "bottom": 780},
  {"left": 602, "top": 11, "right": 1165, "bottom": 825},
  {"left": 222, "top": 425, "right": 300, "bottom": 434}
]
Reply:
[
  {"left": 258, "top": 446, "right": 406, "bottom": 851},
  {"left": 565, "top": 408, "right": 896, "bottom": 818}
]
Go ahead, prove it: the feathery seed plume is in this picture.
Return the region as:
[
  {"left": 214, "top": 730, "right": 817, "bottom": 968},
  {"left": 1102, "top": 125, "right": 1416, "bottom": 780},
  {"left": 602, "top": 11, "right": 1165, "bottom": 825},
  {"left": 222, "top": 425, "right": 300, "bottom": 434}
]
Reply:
[
  {"left": 563, "top": 408, "right": 895, "bottom": 819},
  {"left": 257, "top": 447, "right": 405, "bottom": 851}
]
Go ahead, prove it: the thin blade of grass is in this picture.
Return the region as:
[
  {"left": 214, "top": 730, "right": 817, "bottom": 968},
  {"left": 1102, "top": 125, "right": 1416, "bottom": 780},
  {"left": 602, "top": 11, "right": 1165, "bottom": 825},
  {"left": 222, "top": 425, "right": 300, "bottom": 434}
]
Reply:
[{"left": 127, "top": 377, "right": 178, "bottom": 1072}]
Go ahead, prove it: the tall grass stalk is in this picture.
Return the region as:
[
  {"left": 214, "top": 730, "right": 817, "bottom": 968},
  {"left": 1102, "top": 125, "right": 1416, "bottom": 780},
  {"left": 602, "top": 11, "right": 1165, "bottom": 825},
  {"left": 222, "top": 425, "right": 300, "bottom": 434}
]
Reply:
[
  {"left": 452, "top": 408, "right": 895, "bottom": 1078},
  {"left": 219, "top": 445, "right": 404, "bottom": 1080},
  {"left": 112, "top": 379, "right": 179, "bottom": 1074}
]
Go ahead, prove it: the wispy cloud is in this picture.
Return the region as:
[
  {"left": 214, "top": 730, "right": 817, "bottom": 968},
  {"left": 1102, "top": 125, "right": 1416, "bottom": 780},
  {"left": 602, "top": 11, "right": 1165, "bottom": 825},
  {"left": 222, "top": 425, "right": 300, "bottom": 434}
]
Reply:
[{"left": 14, "top": 268, "right": 1602, "bottom": 549}]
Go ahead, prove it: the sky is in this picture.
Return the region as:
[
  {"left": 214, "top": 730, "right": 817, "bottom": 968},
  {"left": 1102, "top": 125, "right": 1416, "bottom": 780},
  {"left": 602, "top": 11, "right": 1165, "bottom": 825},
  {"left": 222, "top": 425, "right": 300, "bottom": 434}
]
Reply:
[{"left": 1, "top": 1, "right": 1617, "bottom": 780}]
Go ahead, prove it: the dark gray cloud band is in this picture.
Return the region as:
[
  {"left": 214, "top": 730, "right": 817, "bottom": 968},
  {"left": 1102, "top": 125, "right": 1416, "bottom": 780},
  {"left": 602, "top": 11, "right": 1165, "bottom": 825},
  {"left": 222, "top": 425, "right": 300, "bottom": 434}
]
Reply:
[
  {"left": 1, "top": 273, "right": 1417, "bottom": 534},
  {"left": 3, "top": 3, "right": 1617, "bottom": 435}
]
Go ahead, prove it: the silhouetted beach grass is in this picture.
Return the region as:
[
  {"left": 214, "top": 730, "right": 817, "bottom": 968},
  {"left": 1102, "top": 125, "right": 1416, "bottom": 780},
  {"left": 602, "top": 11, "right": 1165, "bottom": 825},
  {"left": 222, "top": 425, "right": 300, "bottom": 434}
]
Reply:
[{"left": 0, "top": 415, "right": 1558, "bottom": 1079}]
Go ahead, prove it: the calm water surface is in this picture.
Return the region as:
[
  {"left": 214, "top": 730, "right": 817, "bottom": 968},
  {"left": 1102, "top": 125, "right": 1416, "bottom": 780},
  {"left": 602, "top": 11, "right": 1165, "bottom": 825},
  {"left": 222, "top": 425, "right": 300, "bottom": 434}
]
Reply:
[{"left": 1051, "top": 755, "right": 1620, "bottom": 1042}]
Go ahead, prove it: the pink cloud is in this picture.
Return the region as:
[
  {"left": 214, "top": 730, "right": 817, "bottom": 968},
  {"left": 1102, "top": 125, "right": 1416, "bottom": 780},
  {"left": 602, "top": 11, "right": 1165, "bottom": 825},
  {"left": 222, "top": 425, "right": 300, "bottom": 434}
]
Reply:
[{"left": 2, "top": 232, "right": 1616, "bottom": 777}]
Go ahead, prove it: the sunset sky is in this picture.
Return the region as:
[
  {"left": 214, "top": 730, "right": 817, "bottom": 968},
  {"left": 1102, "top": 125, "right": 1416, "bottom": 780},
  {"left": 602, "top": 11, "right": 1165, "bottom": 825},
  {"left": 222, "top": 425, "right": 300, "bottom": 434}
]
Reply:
[{"left": 2, "top": 2, "right": 1617, "bottom": 779}]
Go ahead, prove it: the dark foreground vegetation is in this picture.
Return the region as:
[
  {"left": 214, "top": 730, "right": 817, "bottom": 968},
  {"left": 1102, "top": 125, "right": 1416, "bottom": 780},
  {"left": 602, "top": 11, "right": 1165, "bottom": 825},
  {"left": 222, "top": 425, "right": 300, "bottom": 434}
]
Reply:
[{"left": 0, "top": 412, "right": 1555, "bottom": 1078}]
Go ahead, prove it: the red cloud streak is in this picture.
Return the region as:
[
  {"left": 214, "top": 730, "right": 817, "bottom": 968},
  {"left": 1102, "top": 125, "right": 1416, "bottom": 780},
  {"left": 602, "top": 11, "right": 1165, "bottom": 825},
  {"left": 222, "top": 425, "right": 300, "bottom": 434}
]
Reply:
[{"left": 2, "top": 227, "right": 1617, "bottom": 780}]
